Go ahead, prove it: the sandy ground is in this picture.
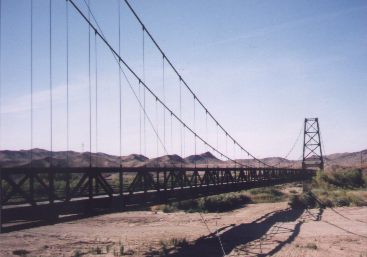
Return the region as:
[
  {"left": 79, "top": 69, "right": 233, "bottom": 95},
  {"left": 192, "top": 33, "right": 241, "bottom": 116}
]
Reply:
[{"left": 0, "top": 203, "right": 366, "bottom": 257}]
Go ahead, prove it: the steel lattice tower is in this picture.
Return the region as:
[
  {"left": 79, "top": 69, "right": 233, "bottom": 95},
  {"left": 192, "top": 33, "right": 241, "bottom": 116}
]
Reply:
[{"left": 302, "top": 118, "right": 324, "bottom": 170}]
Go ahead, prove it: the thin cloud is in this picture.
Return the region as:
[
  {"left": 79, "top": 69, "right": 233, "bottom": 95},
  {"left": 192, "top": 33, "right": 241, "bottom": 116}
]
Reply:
[
  {"left": 195, "top": 5, "right": 367, "bottom": 49},
  {"left": 1, "top": 80, "right": 88, "bottom": 115}
]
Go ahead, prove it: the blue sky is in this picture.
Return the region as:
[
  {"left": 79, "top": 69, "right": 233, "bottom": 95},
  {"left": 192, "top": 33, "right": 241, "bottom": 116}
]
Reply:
[{"left": 0, "top": 0, "right": 366, "bottom": 159}]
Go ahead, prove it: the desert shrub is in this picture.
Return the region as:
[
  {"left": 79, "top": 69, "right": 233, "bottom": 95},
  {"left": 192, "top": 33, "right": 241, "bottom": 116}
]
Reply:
[
  {"left": 334, "top": 197, "right": 350, "bottom": 207},
  {"left": 347, "top": 192, "right": 367, "bottom": 206},
  {"left": 289, "top": 191, "right": 320, "bottom": 209},
  {"left": 248, "top": 187, "right": 284, "bottom": 203},
  {"left": 72, "top": 250, "right": 82, "bottom": 257},
  {"left": 314, "top": 170, "right": 366, "bottom": 189},
  {"left": 161, "top": 204, "right": 177, "bottom": 213},
  {"left": 316, "top": 194, "right": 333, "bottom": 208},
  {"left": 170, "top": 238, "right": 189, "bottom": 248},
  {"left": 288, "top": 195, "right": 305, "bottom": 209},
  {"left": 305, "top": 242, "right": 318, "bottom": 250},
  {"left": 91, "top": 246, "right": 102, "bottom": 254},
  {"left": 12, "top": 250, "right": 30, "bottom": 257},
  {"left": 249, "top": 187, "right": 283, "bottom": 196},
  {"left": 301, "top": 192, "right": 318, "bottom": 208},
  {"left": 197, "top": 193, "right": 251, "bottom": 212},
  {"left": 158, "top": 237, "right": 189, "bottom": 256},
  {"left": 333, "top": 169, "right": 365, "bottom": 188},
  {"left": 160, "top": 192, "right": 251, "bottom": 213},
  {"left": 119, "top": 245, "right": 124, "bottom": 255},
  {"left": 313, "top": 171, "right": 331, "bottom": 188},
  {"left": 175, "top": 199, "right": 199, "bottom": 211}
]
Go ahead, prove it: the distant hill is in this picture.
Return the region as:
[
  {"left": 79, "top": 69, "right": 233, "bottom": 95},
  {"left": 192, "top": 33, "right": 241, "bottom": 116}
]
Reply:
[
  {"left": 184, "top": 152, "right": 223, "bottom": 165},
  {"left": 0, "top": 148, "right": 366, "bottom": 170}
]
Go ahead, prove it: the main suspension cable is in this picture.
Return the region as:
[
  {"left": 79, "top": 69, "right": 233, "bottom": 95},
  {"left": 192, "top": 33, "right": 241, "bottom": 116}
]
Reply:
[
  {"left": 122, "top": 0, "right": 272, "bottom": 168},
  {"left": 68, "top": 0, "right": 250, "bottom": 168}
]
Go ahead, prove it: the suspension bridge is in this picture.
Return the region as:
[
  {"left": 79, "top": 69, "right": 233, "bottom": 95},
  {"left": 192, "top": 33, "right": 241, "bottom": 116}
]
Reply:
[{"left": 0, "top": 0, "right": 321, "bottom": 232}]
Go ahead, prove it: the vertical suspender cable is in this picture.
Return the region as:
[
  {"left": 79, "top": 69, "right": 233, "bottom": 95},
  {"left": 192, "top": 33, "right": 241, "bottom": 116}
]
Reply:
[
  {"left": 162, "top": 56, "right": 165, "bottom": 150},
  {"left": 117, "top": 0, "right": 123, "bottom": 195},
  {"left": 30, "top": 0, "right": 33, "bottom": 167},
  {"left": 226, "top": 133, "right": 228, "bottom": 167},
  {"left": 170, "top": 112, "right": 173, "bottom": 154},
  {"left": 0, "top": 0, "right": 2, "bottom": 234},
  {"left": 94, "top": 31, "right": 98, "bottom": 166},
  {"left": 66, "top": 0, "right": 70, "bottom": 166},
  {"left": 138, "top": 85, "right": 142, "bottom": 155},
  {"left": 65, "top": 0, "right": 71, "bottom": 196},
  {"left": 216, "top": 123, "right": 219, "bottom": 166},
  {"left": 0, "top": 0, "right": 2, "bottom": 158},
  {"left": 138, "top": 82, "right": 141, "bottom": 154},
  {"left": 88, "top": 0, "right": 92, "bottom": 168},
  {"left": 142, "top": 26, "right": 146, "bottom": 155},
  {"left": 233, "top": 140, "right": 236, "bottom": 168},
  {"left": 156, "top": 98, "right": 158, "bottom": 162},
  {"left": 118, "top": 0, "right": 122, "bottom": 165},
  {"left": 205, "top": 110, "right": 208, "bottom": 168},
  {"left": 194, "top": 96, "right": 196, "bottom": 167},
  {"left": 179, "top": 78, "right": 182, "bottom": 159},
  {"left": 49, "top": 0, "right": 53, "bottom": 167},
  {"left": 183, "top": 123, "right": 185, "bottom": 158},
  {"left": 29, "top": 0, "right": 34, "bottom": 203},
  {"left": 216, "top": 123, "right": 219, "bottom": 152}
]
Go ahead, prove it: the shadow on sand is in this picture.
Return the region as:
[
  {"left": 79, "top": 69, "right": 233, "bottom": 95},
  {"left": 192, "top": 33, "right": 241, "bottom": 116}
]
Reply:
[{"left": 147, "top": 207, "right": 324, "bottom": 257}]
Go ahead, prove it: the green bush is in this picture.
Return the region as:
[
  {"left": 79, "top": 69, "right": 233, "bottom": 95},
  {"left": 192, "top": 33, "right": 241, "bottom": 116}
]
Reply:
[
  {"left": 288, "top": 195, "right": 305, "bottom": 209},
  {"left": 305, "top": 242, "right": 318, "bottom": 250},
  {"left": 332, "top": 169, "right": 365, "bottom": 188},
  {"left": 249, "top": 187, "right": 283, "bottom": 196},
  {"left": 161, "top": 204, "right": 177, "bottom": 213},
  {"left": 72, "top": 250, "right": 82, "bottom": 257},
  {"left": 12, "top": 250, "right": 30, "bottom": 257},
  {"left": 289, "top": 192, "right": 321, "bottom": 209},
  {"left": 200, "top": 193, "right": 251, "bottom": 212},
  {"left": 334, "top": 197, "right": 350, "bottom": 207},
  {"left": 160, "top": 192, "right": 251, "bottom": 213}
]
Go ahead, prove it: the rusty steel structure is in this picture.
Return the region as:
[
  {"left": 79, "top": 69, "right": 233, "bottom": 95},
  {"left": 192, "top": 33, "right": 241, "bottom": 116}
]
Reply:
[
  {"left": 302, "top": 118, "right": 324, "bottom": 170},
  {"left": 0, "top": 166, "right": 314, "bottom": 232}
]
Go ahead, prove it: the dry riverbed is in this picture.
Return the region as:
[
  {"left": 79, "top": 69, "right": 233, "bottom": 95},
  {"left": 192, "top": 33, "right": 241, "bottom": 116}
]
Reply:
[{"left": 0, "top": 203, "right": 366, "bottom": 257}]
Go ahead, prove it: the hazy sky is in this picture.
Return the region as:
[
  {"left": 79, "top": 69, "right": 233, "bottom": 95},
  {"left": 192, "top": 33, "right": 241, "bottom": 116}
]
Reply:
[{"left": 0, "top": 0, "right": 366, "bottom": 160}]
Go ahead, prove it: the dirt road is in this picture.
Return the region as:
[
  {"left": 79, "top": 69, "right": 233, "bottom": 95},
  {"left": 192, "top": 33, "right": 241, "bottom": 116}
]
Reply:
[{"left": 0, "top": 203, "right": 366, "bottom": 256}]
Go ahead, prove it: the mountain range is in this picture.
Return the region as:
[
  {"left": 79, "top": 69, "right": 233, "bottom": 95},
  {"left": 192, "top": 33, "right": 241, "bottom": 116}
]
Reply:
[{"left": 0, "top": 148, "right": 366, "bottom": 171}]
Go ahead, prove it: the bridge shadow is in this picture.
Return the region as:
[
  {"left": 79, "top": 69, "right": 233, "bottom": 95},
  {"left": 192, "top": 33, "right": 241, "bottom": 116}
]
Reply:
[
  {"left": 1, "top": 203, "right": 153, "bottom": 233},
  {"left": 1, "top": 209, "right": 118, "bottom": 233},
  {"left": 147, "top": 207, "right": 324, "bottom": 257}
]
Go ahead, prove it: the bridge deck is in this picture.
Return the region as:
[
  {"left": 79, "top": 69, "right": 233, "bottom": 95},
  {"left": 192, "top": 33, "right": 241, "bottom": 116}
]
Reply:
[{"left": 0, "top": 167, "right": 314, "bottom": 232}]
